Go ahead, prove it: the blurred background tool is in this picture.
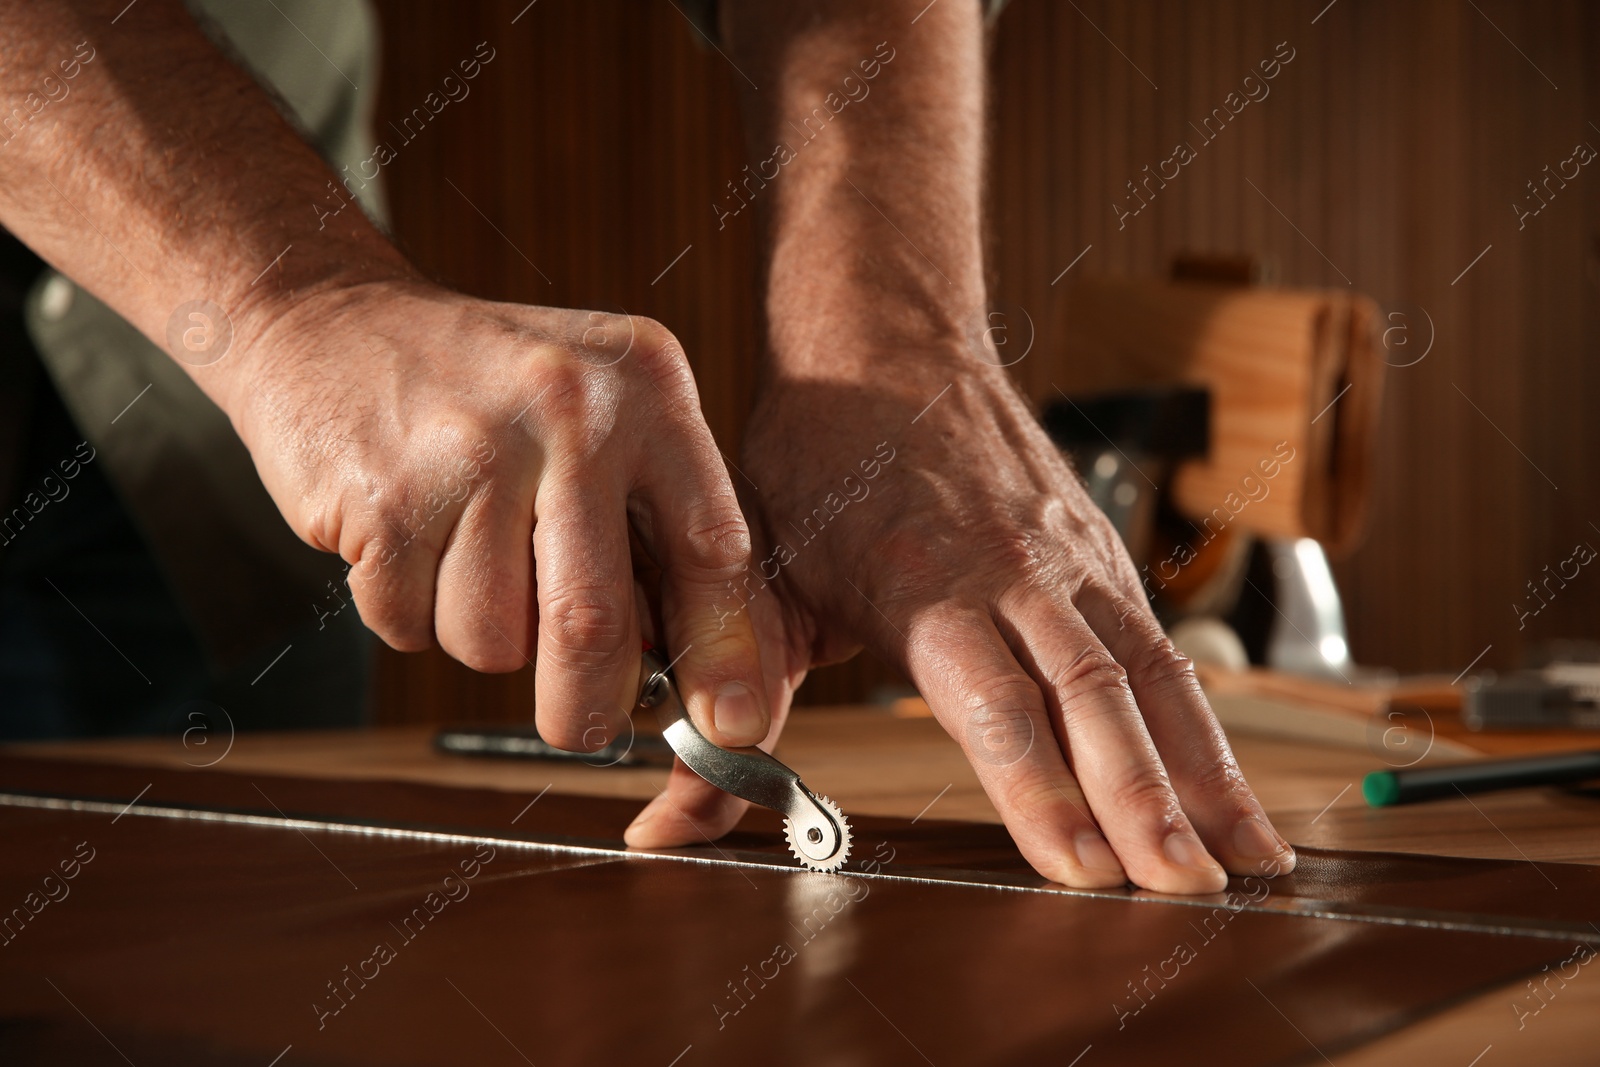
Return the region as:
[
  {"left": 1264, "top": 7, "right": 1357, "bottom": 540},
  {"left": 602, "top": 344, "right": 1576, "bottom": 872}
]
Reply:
[
  {"left": 1054, "top": 267, "right": 1384, "bottom": 554},
  {"left": 1465, "top": 662, "right": 1600, "bottom": 731},
  {"left": 1364, "top": 749, "right": 1600, "bottom": 806},
  {"left": 435, "top": 724, "right": 673, "bottom": 767},
  {"left": 1044, "top": 256, "right": 1382, "bottom": 681},
  {"left": 1042, "top": 384, "right": 1209, "bottom": 571}
]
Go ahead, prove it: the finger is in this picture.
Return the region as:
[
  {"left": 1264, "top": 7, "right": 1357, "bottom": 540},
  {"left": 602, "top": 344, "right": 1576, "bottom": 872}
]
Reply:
[
  {"left": 634, "top": 388, "right": 770, "bottom": 747},
  {"left": 624, "top": 689, "right": 794, "bottom": 848},
  {"left": 904, "top": 611, "right": 1131, "bottom": 890},
  {"left": 343, "top": 489, "right": 451, "bottom": 654},
  {"left": 998, "top": 589, "right": 1228, "bottom": 894},
  {"left": 434, "top": 476, "right": 538, "bottom": 673},
  {"left": 1083, "top": 589, "right": 1296, "bottom": 878},
  {"left": 629, "top": 527, "right": 665, "bottom": 647},
  {"left": 624, "top": 758, "right": 751, "bottom": 847},
  {"left": 532, "top": 472, "right": 638, "bottom": 753}
]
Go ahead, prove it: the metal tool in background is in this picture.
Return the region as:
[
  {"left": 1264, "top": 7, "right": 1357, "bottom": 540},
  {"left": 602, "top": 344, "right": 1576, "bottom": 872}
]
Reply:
[
  {"left": 1042, "top": 385, "right": 1210, "bottom": 568},
  {"left": 1043, "top": 386, "right": 1358, "bottom": 681},
  {"left": 434, "top": 725, "right": 673, "bottom": 767},
  {"left": 1262, "top": 537, "right": 1356, "bottom": 680},
  {"left": 1464, "top": 662, "right": 1600, "bottom": 731},
  {"left": 637, "top": 647, "right": 853, "bottom": 872}
]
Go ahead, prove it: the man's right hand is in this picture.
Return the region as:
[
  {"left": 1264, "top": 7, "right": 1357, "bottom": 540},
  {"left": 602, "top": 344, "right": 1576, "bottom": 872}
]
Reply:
[
  {"left": 0, "top": 1, "right": 773, "bottom": 772},
  {"left": 230, "top": 279, "right": 772, "bottom": 754}
]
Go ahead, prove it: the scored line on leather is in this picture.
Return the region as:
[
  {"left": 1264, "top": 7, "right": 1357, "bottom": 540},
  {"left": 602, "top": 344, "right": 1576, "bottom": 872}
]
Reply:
[{"left": 4, "top": 789, "right": 1595, "bottom": 945}]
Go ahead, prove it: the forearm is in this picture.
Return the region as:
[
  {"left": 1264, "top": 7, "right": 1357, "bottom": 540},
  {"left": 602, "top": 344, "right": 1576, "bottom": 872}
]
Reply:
[
  {"left": 0, "top": 0, "right": 412, "bottom": 415},
  {"left": 721, "top": 0, "right": 988, "bottom": 381}
]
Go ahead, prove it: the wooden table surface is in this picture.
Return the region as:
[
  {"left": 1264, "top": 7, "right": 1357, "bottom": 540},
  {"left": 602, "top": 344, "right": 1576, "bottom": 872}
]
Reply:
[{"left": 11, "top": 708, "right": 1600, "bottom": 1065}]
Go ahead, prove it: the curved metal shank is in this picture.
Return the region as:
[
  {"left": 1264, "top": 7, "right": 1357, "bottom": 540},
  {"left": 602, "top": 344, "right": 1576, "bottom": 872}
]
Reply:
[{"left": 637, "top": 650, "right": 846, "bottom": 865}]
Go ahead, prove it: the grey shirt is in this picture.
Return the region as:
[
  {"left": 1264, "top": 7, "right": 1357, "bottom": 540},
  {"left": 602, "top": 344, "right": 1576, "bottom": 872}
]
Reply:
[{"left": 20, "top": 0, "right": 385, "bottom": 669}]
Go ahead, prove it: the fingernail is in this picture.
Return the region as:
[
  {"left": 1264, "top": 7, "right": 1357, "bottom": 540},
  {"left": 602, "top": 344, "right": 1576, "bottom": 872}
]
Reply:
[
  {"left": 1233, "top": 816, "right": 1289, "bottom": 860},
  {"left": 1164, "top": 830, "right": 1224, "bottom": 874},
  {"left": 712, "top": 682, "right": 765, "bottom": 744},
  {"left": 1073, "top": 829, "right": 1125, "bottom": 873}
]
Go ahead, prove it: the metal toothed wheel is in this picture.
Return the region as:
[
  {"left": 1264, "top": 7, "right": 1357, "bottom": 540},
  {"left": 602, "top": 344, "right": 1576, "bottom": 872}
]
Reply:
[
  {"left": 637, "top": 649, "right": 855, "bottom": 873},
  {"left": 783, "top": 793, "right": 853, "bottom": 872}
]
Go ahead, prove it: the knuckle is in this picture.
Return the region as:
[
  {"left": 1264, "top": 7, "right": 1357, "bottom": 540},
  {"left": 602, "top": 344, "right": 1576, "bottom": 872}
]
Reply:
[
  {"left": 370, "top": 489, "right": 446, "bottom": 553},
  {"left": 632, "top": 317, "right": 679, "bottom": 357},
  {"left": 1123, "top": 629, "right": 1199, "bottom": 686},
  {"left": 1107, "top": 768, "right": 1181, "bottom": 819},
  {"left": 342, "top": 538, "right": 417, "bottom": 642},
  {"left": 527, "top": 361, "right": 622, "bottom": 460},
  {"left": 532, "top": 360, "right": 595, "bottom": 427},
  {"left": 1185, "top": 751, "right": 1251, "bottom": 801},
  {"left": 966, "top": 699, "right": 1035, "bottom": 739},
  {"left": 541, "top": 586, "right": 629, "bottom": 666},
  {"left": 1143, "top": 661, "right": 1207, "bottom": 712},
  {"left": 344, "top": 529, "right": 398, "bottom": 578},
  {"left": 576, "top": 310, "right": 636, "bottom": 362},
  {"left": 1050, "top": 647, "right": 1132, "bottom": 706},
  {"left": 963, "top": 670, "right": 1044, "bottom": 718},
  {"left": 985, "top": 528, "right": 1041, "bottom": 573},
  {"left": 1120, "top": 630, "right": 1214, "bottom": 715},
  {"left": 955, "top": 677, "right": 1042, "bottom": 768},
  {"left": 631, "top": 321, "right": 691, "bottom": 381},
  {"left": 682, "top": 507, "right": 752, "bottom": 573},
  {"left": 347, "top": 587, "right": 429, "bottom": 653},
  {"left": 998, "top": 775, "right": 1084, "bottom": 831}
]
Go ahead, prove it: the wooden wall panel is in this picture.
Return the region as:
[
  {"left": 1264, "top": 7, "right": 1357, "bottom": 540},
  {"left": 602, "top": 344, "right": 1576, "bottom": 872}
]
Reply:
[
  {"left": 367, "top": 0, "right": 1600, "bottom": 723},
  {"left": 366, "top": 0, "right": 761, "bottom": 721}
]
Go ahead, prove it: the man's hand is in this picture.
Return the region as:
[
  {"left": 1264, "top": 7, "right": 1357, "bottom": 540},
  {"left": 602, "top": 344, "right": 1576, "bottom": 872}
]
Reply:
[
  {"left": 711, "top": 0, "right": 1295, "bottom": 891},
  {"left": 625, "top": 344, "right": 1299, "bottom": 894},
  {"left": 235, "top": 282, "right": 775, "bottom": 752},
  {"left": 742, "top": 357, "right": 1294, "bottom": 893},
  {"left": 0, "top": 0, "right": 773, "bottom": 759}
]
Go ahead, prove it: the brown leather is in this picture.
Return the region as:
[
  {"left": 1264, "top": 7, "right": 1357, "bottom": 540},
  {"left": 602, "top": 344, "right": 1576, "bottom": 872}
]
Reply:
[
  {"left": 1, "top": 754, "right": 1594, "bottom": 933},
  {"left": 1, "top": 754, "right": 1594, "bottom": 1065}
]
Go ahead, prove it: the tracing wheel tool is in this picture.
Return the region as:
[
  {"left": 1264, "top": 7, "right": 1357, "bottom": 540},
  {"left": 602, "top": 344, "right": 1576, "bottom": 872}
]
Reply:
[{"left": 637, "top": 648, "right": 852, "bottom": 872}]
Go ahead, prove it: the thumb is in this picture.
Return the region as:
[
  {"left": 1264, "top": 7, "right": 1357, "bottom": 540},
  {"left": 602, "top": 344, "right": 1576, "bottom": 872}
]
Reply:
[
  {"left": 659, "top": 552, "right": 771, "bottom": 747},
  {"left": 626, "top": 656, "right": 795, "bottom": 848},
  {"left": 641, "top": 467, "right": 771, "bottom": 746}
]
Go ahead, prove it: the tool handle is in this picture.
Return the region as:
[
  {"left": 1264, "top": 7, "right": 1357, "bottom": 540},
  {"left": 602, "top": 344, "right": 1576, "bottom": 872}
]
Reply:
[
  {"left": 636, "top": 648, "right": 801, "bottom": 813},
  {"left": 1364, "top": 749, "right": 1600, "bottom": 806}
]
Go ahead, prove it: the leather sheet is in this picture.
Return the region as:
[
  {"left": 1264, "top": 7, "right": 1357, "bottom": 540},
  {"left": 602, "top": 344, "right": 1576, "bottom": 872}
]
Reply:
[{"left": 1, "top": 755, "right": 1596, "bottom": 1065}]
